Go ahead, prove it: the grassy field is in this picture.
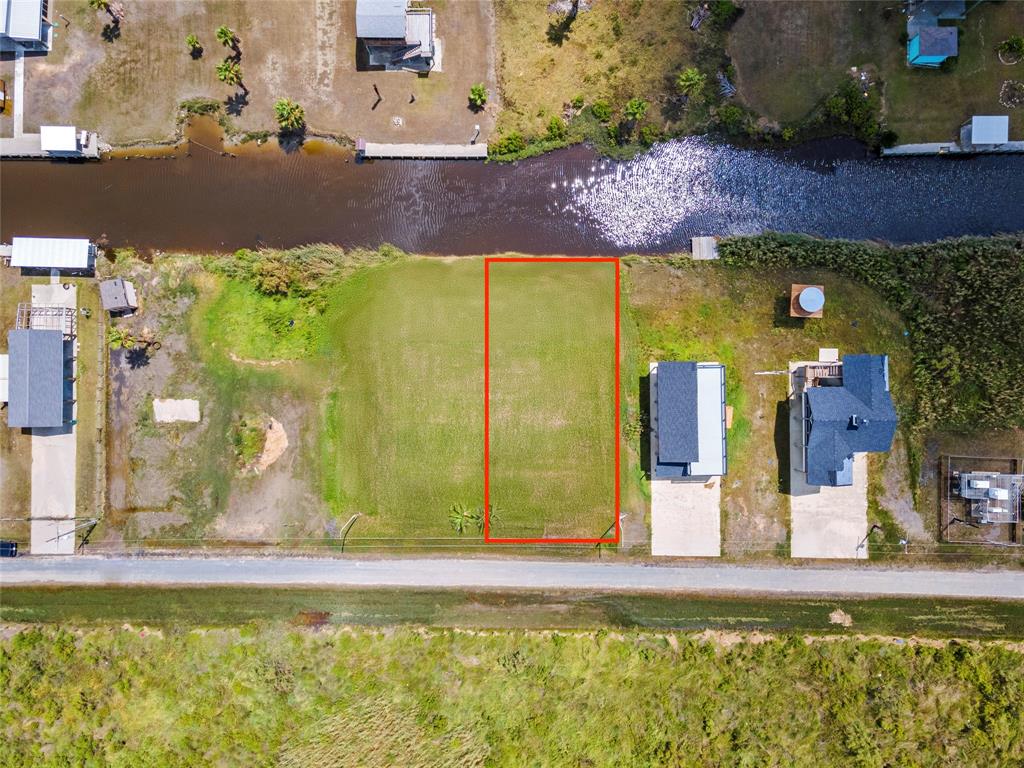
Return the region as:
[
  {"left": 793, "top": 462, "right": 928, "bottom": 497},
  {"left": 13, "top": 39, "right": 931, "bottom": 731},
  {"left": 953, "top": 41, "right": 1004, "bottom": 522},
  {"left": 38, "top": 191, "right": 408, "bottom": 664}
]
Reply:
[
  {"left": 5, "top": 586, "right": 1024, "bottom": 637},
  {"left": 624, "top": 258, "right": 915, "bottom": 556},
  {"left": 319, "top": 259, "right": 486, "bottom": 543},
  {"left": 2, "top": 620, "right": 1022, "bottom": 765},
  {"left": 730, "top": 0, "right": 1024, "bottom": 141},
  {"left": 487, "top": 261, "right": 617, "bottom": 539}
]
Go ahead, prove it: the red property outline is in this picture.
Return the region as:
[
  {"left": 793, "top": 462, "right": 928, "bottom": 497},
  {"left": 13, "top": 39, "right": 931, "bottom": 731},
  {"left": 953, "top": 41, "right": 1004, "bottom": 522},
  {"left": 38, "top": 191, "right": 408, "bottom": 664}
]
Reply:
[{"left": 484, "top": 257, "right": 620, "bottom": 544}]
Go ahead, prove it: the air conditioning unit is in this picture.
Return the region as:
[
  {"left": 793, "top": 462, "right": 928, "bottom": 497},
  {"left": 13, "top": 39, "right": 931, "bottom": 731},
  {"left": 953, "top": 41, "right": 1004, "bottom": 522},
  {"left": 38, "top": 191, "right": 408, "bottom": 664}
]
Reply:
[
  {"left": 969, "top": 479, "right": 991, "bottom": 489},
  {"left": 986, "top": 487, "right": 1009, "bottom": 501}
]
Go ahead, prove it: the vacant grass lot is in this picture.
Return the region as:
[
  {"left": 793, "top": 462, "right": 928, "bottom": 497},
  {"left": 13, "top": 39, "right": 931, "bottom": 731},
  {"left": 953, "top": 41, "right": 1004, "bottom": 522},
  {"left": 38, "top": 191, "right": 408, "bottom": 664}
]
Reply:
[
  {"left": 487, "top": 261, "right": 617, "bottom": 539},
  {"left": 730, "top": 1, "right": 1024, "bottom": 141},
  {"left": 3, "top": 622, "right": 1022, "bottom": 765},
  {"left": 319, "top": 259, "right": 485, "bottom": 543},
  {"left": 494, "top": 0, "right": 715, "bottom": 142},
  {"left": 624, "top": 258, "right": 915, "bottom": 556}
]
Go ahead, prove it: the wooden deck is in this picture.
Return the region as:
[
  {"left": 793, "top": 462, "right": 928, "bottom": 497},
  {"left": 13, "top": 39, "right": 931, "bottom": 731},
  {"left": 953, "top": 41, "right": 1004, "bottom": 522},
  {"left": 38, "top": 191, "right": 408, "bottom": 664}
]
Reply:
[
  {"left": 0, "top": 132, "right": 103, "bottom": 160},
  {"left": 356, "top": 139, "right": 488, "bottom": 160}
]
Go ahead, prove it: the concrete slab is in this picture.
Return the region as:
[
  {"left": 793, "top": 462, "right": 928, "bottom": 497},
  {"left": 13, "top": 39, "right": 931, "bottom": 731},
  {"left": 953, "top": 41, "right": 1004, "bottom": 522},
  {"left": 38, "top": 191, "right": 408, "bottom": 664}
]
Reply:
[
  {"left": 651, "top": 477, "right": 722, "bottom": 557},
  {"left": 153, "top": 398, "right": 200, "bottom": 423},
  {"left": 787, "top": 362, "right": 868, "bottom": 560}
]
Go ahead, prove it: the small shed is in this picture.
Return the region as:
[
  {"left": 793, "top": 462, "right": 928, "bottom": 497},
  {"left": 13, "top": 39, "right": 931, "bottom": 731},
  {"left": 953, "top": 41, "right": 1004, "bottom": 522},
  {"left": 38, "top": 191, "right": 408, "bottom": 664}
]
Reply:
[
  {"left": 690, "top": 237, "right": 719, "bottom": 260},
  {"left": 969, "top": 115, "right": 1009, "bottom": 147},
  {"left": 6, "top": 328, "right": 66, "bottom": 429},
  {"left": 40, "top": 126, "right": 79, "bottom": 154},
  {"left": 99, "top": 278, "right": 138, "bottom": 313},
  {"left": 9, "top": 237, "right": 94, "bottom": 271}
]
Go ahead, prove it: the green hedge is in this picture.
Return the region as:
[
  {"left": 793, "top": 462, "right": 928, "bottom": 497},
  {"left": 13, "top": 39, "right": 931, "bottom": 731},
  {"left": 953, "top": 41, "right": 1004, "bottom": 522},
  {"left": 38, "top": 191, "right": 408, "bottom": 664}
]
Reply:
[{"left": 718, "top": 233, "right": 1024, "bottom": 430}]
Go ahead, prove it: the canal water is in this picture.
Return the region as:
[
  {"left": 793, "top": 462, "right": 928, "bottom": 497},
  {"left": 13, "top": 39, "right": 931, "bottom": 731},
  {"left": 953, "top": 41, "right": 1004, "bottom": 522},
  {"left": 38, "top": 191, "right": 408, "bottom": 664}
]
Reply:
[{"left": 2, "top": 124, "right": 1022, "bottom": 254}]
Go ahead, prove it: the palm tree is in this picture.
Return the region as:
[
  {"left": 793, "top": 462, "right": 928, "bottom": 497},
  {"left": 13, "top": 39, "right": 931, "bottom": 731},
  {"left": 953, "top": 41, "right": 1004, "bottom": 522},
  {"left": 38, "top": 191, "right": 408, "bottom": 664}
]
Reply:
[
  {"left": 468, "top": 83, "right": 488, "bottom": 111},
  {"left": 448, "top": 503, "right": 473, "bottom": 535},
  {"left": 216, "top": 25, "right": 239, "bottom": 52},
  {"left": 274, "top": 98, "right": 306, "bottom": 132},
  {"left": 107, "top": 327, "right": 135, "bottom": 350},
  {"left": 216, "top": 59, "right": 242, "bottom": 86},
  {"left": 186, "top": 33, "right": 202, "bottom": 55},
  {"left": 676, "top": 67, "right": 706, "bottom": 99}
]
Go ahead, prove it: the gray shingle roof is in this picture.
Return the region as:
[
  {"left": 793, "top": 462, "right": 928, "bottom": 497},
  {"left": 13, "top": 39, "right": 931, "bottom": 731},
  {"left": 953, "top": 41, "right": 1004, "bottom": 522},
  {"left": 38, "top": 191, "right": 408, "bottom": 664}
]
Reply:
[
  {"left": 916, "top": 26, "right": 958, "bottom": 57},
  {"left": 356, "top": 0, "right": 406, "bottom": 39},
  {"left": 806, "top": 354, "right": 897, "bottom": 486},
  {"left": 6, "top": 329, "right": 66, "bottom": 428},
  {"left": 656, "top": 361, "right": 699, "bottom": 465}
]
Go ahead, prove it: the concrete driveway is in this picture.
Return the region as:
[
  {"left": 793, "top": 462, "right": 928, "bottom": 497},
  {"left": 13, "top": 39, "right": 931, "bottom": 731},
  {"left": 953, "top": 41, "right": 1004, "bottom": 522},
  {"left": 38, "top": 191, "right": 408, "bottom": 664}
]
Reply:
[
  {"left": 28, "top": 283, "right": 77, "bottom": 555},
  {"left": 651, "top": 477, "right": 721, "bottom": 557},
  {"left": 787, "top": 366, "right": 868, "bottom": 560}
]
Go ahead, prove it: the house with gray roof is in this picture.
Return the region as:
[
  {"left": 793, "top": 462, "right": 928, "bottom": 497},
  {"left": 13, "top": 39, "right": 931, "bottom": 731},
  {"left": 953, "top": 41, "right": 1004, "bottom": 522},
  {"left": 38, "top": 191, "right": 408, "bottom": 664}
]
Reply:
[
  {"left": 652, "top": 361, "right": 727, "bottom": 479},
  {"left": 800, "top": 354, "right": 897, "bottom": 487},
  {"left": 356, "top": 0, "right": 435, "bottom": 70},
  {"left": 5, "top": 328, "right": 68, "bottom": 429},
  {"left": 1, "top": 0, "right": 53, "bottom": 52}
]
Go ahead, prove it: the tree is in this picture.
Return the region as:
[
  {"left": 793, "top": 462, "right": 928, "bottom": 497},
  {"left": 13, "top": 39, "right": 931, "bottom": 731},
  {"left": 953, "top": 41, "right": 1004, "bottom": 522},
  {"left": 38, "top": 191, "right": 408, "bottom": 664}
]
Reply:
[
  {"left": 546, "top": 115, "right": 568, "bottom": 141},
  {"left": 185, "top": 34, "right": 202, "bottom": 54},
  {"left": 625, "top": 97, "right": 648, "bottom": 122},
  {"left": 468, "top": 83, "right": 488, "bottom": 111},
  {"left": 216, "top": 25, "right": 239, "bottom": 50},
  {"left": 274, "top": 98, "right": 306, "bottom": 132},
  {"left": 107, "top": 327, "right": 135, "bottom": 350},
  {"left": 675, "top": 67, "right": 707, "bottom": 99},
  {"left": 88, "top": 0, "right": 109, "bottom": 10},
  {"left": 216, "top": 59, "right": 242, "bottom": 86}
]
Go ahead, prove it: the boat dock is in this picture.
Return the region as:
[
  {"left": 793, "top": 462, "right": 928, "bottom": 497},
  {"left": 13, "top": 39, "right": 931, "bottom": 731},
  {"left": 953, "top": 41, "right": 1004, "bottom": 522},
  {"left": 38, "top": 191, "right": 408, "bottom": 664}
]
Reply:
[
  {"left": 356, "top": 139, "right": 488, "bottom": 160},
  {"left": 881, "top": 141, "right": 1024, "bottom": 157},
  {"left": 0, "top": 130, "right": 103, "bottom": 160}
]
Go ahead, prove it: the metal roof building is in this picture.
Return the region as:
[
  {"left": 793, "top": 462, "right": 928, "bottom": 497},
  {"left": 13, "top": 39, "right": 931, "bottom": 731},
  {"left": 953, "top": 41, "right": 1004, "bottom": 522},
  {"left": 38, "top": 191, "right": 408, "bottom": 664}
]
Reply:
[
  {"left": 99, "top": 278, "right": 139, "bottom": 312},
  {"left": 653, "top": 361, "right": 728, "bottom": 479},
  {"left": 9, "top": 237, "right": 94, "bottom": 270},
  {"left": 356, "top": 0, "right": 407, "bottom": 39},
  {"left": 969, "top": 116, "right": 1009, "bottom": 146},
  {"left": 803, "top": 354, "right": 897, "bottom": 487},
  {"left": 1, "top": 0, "right": 51, "bottom": 50},
  {"left": 6, "top": 328, "right": 66, "bottom": 428}
]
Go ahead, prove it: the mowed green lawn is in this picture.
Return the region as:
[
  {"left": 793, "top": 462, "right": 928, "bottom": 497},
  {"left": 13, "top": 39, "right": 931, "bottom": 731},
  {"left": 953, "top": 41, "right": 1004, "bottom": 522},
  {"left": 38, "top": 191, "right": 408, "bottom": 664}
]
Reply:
[
  {"left": 487, "top": 261, "right": 617, "bottom": 539},
  {"left": 319, "top": 260, "right": 486, "bottom": 543}
]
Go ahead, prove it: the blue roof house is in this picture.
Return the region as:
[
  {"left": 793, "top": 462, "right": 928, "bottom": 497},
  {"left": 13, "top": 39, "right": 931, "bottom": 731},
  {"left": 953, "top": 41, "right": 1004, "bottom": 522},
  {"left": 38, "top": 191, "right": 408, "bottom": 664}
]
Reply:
[
  {"left": 801, "top": 354, "right": 897, "bottom": 487},
  {"left": 652, "top": 361, "right": 727, "bottom": 480},
  {"left": 906, "top": 1, "right": 968, "bottom": 68},
  {"left": 908, "top": 27, "right": 958, "bottom": 67}
]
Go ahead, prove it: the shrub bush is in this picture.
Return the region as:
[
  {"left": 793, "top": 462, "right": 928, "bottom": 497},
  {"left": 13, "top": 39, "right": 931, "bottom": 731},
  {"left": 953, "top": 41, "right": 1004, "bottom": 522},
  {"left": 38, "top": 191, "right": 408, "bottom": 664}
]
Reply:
[
  {"left": 490, "top": 131, "right": 527, "bottom": 156},
  {"left": 591, "top": 99, "right": 613, "bottom": 123}
]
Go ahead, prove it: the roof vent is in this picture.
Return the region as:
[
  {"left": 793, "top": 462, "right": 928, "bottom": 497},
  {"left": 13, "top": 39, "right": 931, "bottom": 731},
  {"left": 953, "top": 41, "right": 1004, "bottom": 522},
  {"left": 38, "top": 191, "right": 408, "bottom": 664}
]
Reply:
[{"left": 850, "top": 415, "right": 860, "bottom": 428}]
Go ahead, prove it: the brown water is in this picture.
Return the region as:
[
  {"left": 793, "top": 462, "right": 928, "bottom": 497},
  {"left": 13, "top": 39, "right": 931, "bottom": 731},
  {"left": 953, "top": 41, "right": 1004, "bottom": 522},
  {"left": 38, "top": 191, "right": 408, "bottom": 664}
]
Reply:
[{"left": 2, "top": 118, "right": 1023, "bottom": 254}]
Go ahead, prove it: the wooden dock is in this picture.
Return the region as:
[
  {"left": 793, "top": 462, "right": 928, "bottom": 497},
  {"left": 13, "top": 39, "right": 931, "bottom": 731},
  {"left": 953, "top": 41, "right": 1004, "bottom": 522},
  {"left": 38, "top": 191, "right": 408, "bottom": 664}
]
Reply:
[
  {"left": 356, "top": 139, "right": 488, "bottom": 160},
  {"left": 0, "top": 132, "right": 103, "bottom": 160}
]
